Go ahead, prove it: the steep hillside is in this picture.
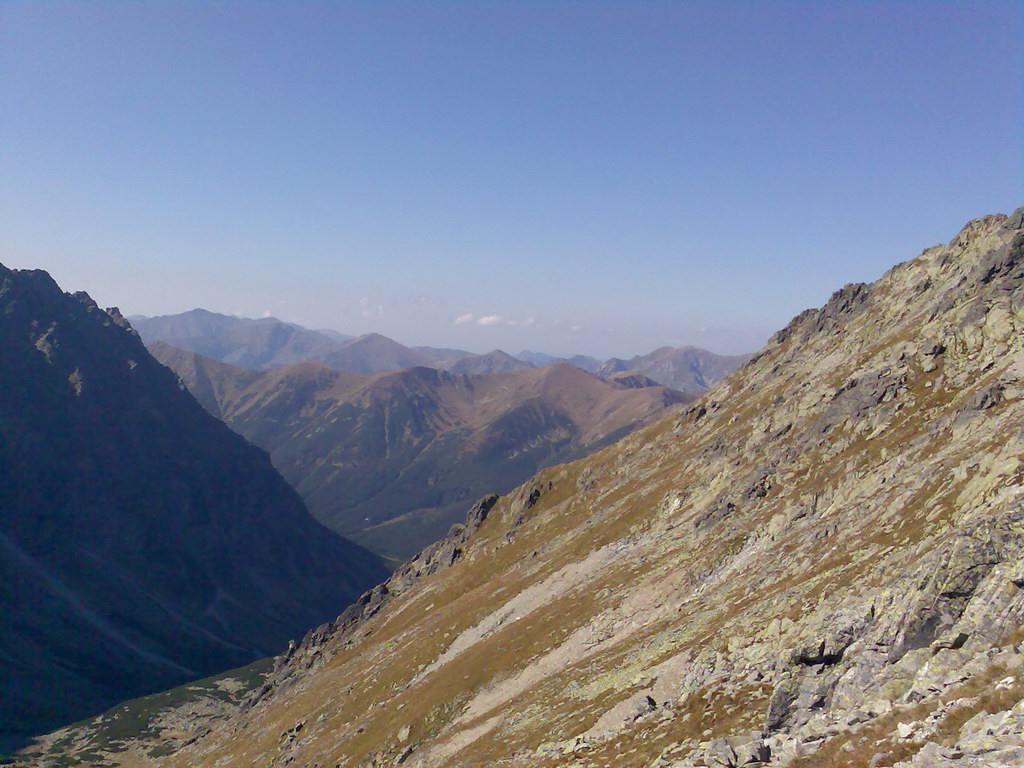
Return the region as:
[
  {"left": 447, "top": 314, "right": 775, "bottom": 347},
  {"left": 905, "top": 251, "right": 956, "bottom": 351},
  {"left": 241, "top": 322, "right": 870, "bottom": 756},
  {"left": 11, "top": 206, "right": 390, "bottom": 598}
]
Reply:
[
  {"left": 0, "top": 268, "right": 387, "bottom": 752},
  {"left": 149, "top": 209, "right": 1024, "bottom": 768},
  {"left": 598, "top": 345, "right": 750, "bottom": 391},
  {"left": 149, "top": 347, "right": 690, "bottom": 561}
]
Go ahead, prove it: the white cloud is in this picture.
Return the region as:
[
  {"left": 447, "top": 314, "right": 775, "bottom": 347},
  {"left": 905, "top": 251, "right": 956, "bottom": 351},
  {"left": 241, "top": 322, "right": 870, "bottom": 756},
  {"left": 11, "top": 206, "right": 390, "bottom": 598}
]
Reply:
[
  {"left": 260, "top": 310, "right": 273, "bottom": 319},
  {"left": 570, "top": 324, "right": 583, "bottom": 332},
  {"left": 358, "top": 297, "right": 383, "bottom": 318},
  {"left": 455, "top": 313, "right": 537, "bottom": 328}
]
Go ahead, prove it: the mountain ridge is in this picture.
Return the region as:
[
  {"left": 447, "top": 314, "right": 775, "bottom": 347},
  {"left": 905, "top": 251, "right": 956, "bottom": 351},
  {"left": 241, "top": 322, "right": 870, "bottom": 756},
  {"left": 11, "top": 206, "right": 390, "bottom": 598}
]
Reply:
[{"left": 134, "top": 309, "right": 747, "bottom": 392}]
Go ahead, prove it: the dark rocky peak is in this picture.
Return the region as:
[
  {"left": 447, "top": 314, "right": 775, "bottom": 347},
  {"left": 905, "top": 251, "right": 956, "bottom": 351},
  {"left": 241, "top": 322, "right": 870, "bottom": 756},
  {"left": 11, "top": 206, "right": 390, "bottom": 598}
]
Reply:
[{"left": 104, "top": 306, "right": 137, "bottom": 333}]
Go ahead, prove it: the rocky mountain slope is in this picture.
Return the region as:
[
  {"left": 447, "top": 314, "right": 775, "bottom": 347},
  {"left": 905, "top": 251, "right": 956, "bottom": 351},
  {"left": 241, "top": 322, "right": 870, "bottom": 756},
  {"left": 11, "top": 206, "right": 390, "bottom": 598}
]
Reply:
[
  {"left": 135, "top": 208, "right": 1024, "bottom": 768},
  {"left": 0, "top": 267, "right": 387, "bottom": 753},
  {"left": 148, "top": 346, "right": 691, "bottom": 562}
]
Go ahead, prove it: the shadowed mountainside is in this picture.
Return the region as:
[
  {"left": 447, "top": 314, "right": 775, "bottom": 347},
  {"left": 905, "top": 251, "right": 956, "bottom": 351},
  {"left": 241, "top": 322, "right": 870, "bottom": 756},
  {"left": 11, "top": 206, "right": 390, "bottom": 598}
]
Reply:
[
  {"left": 0, "top": 268, "right": 387, "bottom": 753},
  {"left": 149, "top": 345, "right": 692, "bottom": 562}
]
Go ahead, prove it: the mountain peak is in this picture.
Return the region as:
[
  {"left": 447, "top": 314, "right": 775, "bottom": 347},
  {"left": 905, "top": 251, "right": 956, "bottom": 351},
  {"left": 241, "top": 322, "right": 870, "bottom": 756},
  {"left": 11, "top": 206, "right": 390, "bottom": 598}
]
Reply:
[
  {"left": 448, "top": 348, "right": 532, "bottom": 375},
  {"left": 349, "top": 331, "right": 395, "bottom": 344}
]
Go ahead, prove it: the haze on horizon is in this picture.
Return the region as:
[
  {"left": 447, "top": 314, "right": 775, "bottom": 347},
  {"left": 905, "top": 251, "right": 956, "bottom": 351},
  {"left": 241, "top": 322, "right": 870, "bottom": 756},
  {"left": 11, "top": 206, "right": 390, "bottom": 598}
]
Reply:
[{"left": 1, "top": 1, "right": 1021, "bottom": 359}]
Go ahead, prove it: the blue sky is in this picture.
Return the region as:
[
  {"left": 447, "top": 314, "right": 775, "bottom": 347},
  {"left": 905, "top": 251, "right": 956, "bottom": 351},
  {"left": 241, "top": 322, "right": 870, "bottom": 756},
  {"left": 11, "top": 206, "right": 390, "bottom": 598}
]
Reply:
[{"left": 2, "top": 1, "right": 1021, "bottom": 357}]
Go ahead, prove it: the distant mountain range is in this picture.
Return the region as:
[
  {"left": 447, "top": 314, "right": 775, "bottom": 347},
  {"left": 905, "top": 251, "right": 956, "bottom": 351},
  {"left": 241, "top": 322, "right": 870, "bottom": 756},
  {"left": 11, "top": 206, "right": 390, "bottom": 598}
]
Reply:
[
  {"left": 130, "top": 308, "right": 353, "bottom": 369},
  {"left": 133, "top": 308, "right": 747, "bottom": 392},
  {"left": 596, "top": 346, "right": 750, "bottom": 391},
  {"left": 150, "top": 343, "right": 693, "bottom": 562},
  {"left": 515, "top": 350, "right": 604, "bottom": 371},
  {"left": 0, "top": 267, "right": 387, "bottom": 751}
]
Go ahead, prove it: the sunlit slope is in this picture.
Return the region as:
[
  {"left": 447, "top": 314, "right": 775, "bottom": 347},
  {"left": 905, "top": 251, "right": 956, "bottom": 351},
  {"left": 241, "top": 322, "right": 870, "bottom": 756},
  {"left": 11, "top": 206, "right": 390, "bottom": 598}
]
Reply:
[{"left": 167, "top": 210, "right": 1024, "bottom": 768}]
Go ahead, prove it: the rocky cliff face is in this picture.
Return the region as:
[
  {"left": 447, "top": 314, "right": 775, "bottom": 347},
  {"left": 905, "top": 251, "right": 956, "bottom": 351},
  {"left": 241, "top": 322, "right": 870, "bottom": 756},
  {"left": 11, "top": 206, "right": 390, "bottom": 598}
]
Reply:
[
  {"left": 146, "top": 209, "right": 1024, "bottom": 768},
  {"left": 147, "top": 348, "right": 691, "bottom": 562},
  {"left": 0, "top": 267, "right": 387, "bottom": 752}
]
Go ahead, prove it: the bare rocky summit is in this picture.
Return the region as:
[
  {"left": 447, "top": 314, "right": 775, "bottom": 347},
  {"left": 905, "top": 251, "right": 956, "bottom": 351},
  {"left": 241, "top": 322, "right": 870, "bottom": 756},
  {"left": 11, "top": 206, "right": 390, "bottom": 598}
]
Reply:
[{"left": 112, "top": 208, "right": 1024, "bottom": 768}]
